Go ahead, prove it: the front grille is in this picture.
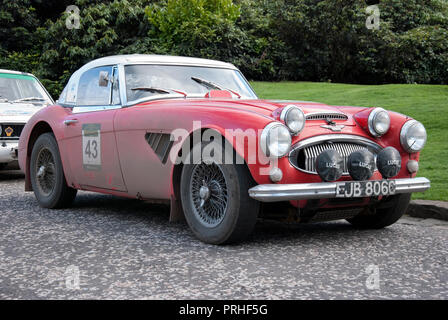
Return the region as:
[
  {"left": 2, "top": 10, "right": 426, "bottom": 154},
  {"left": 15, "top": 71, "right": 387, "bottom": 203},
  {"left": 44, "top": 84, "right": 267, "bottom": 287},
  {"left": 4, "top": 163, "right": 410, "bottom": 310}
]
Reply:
[
  {"left": 290, "top": 141, "right": 379, "bottom": 175},
  {"left": 306, "top": 113, "right": 348, "bottom": 121},
  {"left": 0, "top": 124, "right": 24, "bottom": 139}
]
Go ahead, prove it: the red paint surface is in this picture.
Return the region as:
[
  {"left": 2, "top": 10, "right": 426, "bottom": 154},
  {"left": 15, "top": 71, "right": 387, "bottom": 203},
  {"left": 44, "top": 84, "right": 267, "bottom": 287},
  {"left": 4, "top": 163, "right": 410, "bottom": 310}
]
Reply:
[{"left": 18, "top": 98, "right": 420, "bottom": 208}]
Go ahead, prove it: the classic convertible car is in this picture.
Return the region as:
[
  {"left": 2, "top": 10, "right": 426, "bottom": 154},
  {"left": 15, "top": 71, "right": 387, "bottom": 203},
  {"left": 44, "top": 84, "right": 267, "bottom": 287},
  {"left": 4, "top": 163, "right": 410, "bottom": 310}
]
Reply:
[
  {"left": 0, "top": 69, "right": 53, "bottom": 170},
  {"left": 18, "top": 55, "right": 430, "bottom": 244}
]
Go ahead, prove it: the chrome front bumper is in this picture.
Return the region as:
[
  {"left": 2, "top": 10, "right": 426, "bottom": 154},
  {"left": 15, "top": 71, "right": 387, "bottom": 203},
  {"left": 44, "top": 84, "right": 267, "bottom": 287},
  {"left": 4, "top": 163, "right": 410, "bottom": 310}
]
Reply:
[
  {"left": 248, "top": 177, "right": 431, "bottom": 202},
  {"left": 0, "top": 140, "right": 19, "bottom": 163}
]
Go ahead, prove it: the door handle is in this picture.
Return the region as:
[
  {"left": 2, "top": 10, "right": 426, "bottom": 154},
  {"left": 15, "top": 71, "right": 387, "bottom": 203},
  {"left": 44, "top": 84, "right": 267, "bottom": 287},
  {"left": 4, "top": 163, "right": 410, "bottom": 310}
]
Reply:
[{"left": 64, "top": 119, "right": 78, "bottom": 126}]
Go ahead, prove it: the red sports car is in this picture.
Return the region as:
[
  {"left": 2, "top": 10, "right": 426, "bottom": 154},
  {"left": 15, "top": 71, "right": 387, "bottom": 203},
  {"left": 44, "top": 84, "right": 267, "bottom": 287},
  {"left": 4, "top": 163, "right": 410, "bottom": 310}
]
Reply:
[{"left": 18, "top": 54, "right": 430, "bottom": 244}]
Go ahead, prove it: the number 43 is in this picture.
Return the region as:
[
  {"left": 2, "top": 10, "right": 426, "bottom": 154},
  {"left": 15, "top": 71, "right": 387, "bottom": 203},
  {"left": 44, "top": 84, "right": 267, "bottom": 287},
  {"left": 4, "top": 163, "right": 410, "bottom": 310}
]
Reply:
[{"left": 85, "top": 139, "right": 98, "bottom": 159}]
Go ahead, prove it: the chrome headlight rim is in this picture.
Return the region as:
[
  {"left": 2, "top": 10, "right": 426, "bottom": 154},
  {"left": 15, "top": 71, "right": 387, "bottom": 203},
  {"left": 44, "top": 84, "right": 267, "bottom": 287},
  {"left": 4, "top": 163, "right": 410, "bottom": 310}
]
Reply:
[
  {"left": 280, "top": 105, "right": 305, "bottom": 135},
  {"left": 260, "top": 122, "right": 292, "bottom": 158},
  {"left": 368, "top": 107, "right": 390, "bottom": 137},
  {"left": 400, "top": 120, "right": 427, "bottom": 153}
]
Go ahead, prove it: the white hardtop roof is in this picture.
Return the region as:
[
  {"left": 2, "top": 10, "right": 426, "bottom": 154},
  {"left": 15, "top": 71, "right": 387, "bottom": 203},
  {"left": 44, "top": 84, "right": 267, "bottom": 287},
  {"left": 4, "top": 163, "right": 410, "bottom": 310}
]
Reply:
[
  {"left": 0, "top": 69, "right": 34, "bottom": 77},
  {"left": 79, "top": 54, "right": 237, "bottom": 72}
]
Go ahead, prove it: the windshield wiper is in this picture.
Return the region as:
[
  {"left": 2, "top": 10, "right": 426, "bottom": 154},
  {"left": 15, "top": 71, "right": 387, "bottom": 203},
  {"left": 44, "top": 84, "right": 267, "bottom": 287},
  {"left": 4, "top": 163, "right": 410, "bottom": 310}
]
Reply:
[
  {"left": 191, "top": 77, "right": 241, "bottom": 98},
  {"left": 131, "top": 87, "right": 187, "bottom": 98},
  {"left": 12, "top": 97, "right": 46, "bottom": 103}
]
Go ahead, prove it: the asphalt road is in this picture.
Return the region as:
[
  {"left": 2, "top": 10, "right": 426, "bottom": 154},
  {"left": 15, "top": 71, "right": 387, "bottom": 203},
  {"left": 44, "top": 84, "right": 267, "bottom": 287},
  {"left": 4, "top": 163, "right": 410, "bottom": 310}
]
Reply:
[{"left": 0, "top": 170, "right": 447, "bottom": 300}]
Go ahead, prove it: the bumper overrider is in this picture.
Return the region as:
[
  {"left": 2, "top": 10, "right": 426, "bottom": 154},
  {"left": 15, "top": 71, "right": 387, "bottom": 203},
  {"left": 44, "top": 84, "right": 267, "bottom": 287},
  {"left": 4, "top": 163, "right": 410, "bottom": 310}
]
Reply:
[
  {"left": 0, "top": 141, "right": 19, "bottom": 163},
  {"left": 248, "top": 177, "right": 430, "bottom": 202}
]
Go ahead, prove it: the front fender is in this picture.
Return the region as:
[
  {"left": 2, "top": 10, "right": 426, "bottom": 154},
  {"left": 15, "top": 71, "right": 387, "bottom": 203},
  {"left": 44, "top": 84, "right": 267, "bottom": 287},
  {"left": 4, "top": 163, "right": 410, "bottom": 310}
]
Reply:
[{"left": 18, "top": 105, "right": 74, "bottom": 191}]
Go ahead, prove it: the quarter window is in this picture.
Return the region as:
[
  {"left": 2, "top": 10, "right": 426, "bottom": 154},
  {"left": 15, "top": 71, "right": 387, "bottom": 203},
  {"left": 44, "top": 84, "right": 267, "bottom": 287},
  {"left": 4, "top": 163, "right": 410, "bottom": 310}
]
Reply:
[{"left": 77, "top": 66, "right": 118, "bottom": 106}]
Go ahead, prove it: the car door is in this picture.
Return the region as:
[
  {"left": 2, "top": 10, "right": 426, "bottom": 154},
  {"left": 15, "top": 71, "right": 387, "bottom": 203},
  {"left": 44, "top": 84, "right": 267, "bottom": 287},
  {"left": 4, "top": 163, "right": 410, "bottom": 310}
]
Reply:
[{"left": 61, "top": 65, "right": 127, "bottom": 191}]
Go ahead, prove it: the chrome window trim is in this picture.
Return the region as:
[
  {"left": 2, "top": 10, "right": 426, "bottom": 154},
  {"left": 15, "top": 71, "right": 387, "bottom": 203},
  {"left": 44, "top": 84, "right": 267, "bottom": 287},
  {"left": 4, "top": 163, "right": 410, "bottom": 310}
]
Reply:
[
  {"left": 72, "top": 105, "right": 122, "bottom": 114},
  {"left": 288, "top": 134, "right": 383, "bottom": 175},
  {"left": 108, "top": 65, "right": 119, "bottom": 105},
  {"left": 118, "top": 64, "right": 127, "bottom": 106}
]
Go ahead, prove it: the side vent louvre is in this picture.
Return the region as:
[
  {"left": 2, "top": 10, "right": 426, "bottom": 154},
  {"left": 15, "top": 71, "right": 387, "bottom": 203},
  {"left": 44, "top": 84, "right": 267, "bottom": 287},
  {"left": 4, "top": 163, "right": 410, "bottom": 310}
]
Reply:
[{"left": 145, "top": 132, "right": 174, "bottom": 164}]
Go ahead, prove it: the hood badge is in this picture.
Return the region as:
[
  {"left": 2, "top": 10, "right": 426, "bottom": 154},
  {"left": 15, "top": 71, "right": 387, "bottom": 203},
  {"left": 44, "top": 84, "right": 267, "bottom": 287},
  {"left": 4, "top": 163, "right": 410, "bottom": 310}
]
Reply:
[
  {"left": 321, "top": 124, "right": 345, "bottom": 132},
  {"left": 5, "top": 127, "right": 13, "bottom": 137}
]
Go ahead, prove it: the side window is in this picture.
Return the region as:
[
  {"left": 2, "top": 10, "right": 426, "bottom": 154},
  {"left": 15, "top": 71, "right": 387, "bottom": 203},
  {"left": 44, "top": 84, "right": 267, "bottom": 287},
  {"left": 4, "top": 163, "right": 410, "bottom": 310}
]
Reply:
[
  {"left": 66, "top": 78, "right": 78, "bottom": 104},
  {"left": 58, "top": 85, "right": 68, "bottom": 104},
  {"left": 77, "top": 66, "right": 113, "bottom": 106}
]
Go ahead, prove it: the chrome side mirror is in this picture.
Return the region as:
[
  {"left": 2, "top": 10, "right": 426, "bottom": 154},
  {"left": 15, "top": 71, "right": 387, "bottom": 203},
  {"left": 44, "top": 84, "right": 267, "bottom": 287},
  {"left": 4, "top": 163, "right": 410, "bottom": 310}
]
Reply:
[{"left": 99, "top": 71, "right": 109, "bottom": 87}]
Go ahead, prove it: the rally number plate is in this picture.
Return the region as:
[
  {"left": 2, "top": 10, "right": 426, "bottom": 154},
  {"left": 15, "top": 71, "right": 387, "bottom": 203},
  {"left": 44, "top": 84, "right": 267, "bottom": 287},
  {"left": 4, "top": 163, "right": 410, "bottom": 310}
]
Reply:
[{"left": 336, "top": 180, "right": 396, "bottom": 198}]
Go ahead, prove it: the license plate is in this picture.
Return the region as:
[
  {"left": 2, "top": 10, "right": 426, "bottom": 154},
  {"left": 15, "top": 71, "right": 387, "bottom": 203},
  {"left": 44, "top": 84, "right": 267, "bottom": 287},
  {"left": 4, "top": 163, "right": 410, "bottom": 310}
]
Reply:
[{"left": 336, "top": 180, "right": 396, "bottom": 198}]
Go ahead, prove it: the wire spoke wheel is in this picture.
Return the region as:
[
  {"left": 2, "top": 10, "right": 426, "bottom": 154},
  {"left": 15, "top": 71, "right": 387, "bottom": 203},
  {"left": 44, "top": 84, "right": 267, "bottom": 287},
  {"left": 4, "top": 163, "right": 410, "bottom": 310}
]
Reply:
[
  {"left": 35, "top": 147, "right": 56, "bottom": 197},
  {"left": 190, "top": 162, "right": 228, "bottom": 228}
]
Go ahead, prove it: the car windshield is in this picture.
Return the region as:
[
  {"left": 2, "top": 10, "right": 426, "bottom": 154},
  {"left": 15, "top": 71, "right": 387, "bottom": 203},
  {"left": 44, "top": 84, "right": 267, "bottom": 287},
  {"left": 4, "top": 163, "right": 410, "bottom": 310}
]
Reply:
[
  {"left": 0, "top": 73, "right": 52, "bottom": 104},
  {"left": 124, "top": 64, "right": 257, "bottom": 103}
]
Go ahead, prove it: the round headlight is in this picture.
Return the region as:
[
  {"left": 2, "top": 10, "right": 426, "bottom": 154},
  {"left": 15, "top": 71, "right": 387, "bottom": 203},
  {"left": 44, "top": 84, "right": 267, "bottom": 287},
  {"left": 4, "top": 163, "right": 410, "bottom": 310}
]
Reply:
[
  {"left": 400, "top": 120, "right": 427, "bottom": 153},
  {"left": 280, "top": 105, "right": 305, "bottom": 135},
  {"left": 260, "top": 122, "right": 292, "bottom": 158},
  {"left": 368, "top": 108, "right": 390, "bottom": 137}
]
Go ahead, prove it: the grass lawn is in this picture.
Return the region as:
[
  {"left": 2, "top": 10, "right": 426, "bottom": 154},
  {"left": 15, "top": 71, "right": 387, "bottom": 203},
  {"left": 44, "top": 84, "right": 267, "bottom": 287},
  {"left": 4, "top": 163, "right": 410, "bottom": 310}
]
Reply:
[{"left": 250, "top": 81, "right": 448, "bottom": 202}]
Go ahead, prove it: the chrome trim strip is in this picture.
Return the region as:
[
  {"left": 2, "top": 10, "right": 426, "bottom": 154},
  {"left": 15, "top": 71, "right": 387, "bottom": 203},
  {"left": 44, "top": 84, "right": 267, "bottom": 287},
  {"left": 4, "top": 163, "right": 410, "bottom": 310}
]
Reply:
[
  {"left": 72, "top": 105, "right": 122, "bottom": 114},
  {"left": 118, "top": 64, "right": 127, "bottom": 106},
  {"left": 394, "top": 177, "right": 431, "bottom": 194},
  {"left": 290, "top": 134, "right": 382, "bottom": 152},
  {"left": 248, "top": 177, "right": 430, "bottom": 202},
  {"left": 63, "top": 119, "right": 78, "bottom": 126}
]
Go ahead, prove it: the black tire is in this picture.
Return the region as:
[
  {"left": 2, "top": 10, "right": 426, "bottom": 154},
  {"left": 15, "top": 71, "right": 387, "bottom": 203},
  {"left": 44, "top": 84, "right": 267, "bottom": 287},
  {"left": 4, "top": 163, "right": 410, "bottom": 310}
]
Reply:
[
  {"left": 0, "top": 163, "right": 7, "bottom": 170},
  {"left": 30, "top": 133, "right": 77, "bottom": 208},
  {"left": 347, "top": 193, "right": 411, "bottom": 229},
  {"left": 180, "top": 141, "right": 260, "bottom": 244}
]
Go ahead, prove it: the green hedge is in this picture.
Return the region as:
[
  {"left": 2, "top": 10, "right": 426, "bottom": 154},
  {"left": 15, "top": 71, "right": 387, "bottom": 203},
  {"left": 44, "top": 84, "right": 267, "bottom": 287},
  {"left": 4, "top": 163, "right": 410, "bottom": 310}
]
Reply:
[{"left": 1, "top": 0, "right": 447, "bottom": 98}]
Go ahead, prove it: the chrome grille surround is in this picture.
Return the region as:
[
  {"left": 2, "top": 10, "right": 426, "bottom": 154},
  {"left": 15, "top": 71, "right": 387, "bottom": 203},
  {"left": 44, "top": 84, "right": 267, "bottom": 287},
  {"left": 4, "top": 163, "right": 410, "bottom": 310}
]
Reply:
[
  {"left": 305, "top": 112, "right": 348, "bottom": 121},
  {"left": 289, "top": 134, "right": 382, "bottom": 175}
]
